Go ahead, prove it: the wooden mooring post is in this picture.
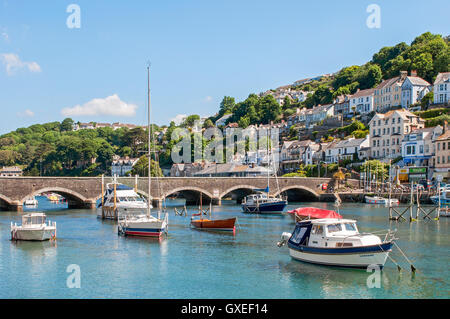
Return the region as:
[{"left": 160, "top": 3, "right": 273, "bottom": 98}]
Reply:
[{"left": 389, "top": 181, "right": 440, "bottom": 222}]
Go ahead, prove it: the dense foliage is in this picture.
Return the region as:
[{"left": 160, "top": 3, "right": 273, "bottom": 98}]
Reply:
[{"left": 0, "top": 119, "right": 162, "bottom": 176}]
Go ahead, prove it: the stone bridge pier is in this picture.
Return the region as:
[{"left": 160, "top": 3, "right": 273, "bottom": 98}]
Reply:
[{"left": 0, "top": 177, "right": 357, "bottom": 211}]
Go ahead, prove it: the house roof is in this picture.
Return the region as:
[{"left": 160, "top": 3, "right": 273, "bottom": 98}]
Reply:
[
  {"left": 434, "top": 72, "right": 450, "bottom": 85},
  {"left": 376, "top": 75, "right": 405, "bottom": 90},
  {"left": 405, "top": 76, "right": 430, "bottom": 86},
  {"left": 335, "top": 138, "right": 366, "bottom": 148},
  {"left": 370, "top": 108, "right": 419, "bottom": 123},
  {"left": 350, "top": 88, "right": 375, "bottom": 98},
  {"left": 436, "top": 130, "right": 450, "bottom": 141}
]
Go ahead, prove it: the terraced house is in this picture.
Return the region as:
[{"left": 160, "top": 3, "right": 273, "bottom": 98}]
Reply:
[
  {"left": 433, "top": 122, "right": 450, "bottom": 181},
  {"left": 369, "top": 109, "right": 425, "bottom": 160},
  {"left": 433, "top": 72, "right": 450, "bottom": 105},
  {"left": 373, "top": 71, "right": 407, "bottom": 112}
]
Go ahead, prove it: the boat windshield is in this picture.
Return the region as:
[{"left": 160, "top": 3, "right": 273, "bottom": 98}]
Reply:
[
  {"left": 23, "top": 215, "right": 45, "bottom": 225},
  {"left": 327, "top": 223, "right": 343, "bottom": 233},
  {"left": 344, "top": 223, "right": 357, "bottom": 232}
]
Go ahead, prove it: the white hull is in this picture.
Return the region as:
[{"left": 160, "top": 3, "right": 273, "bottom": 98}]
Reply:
[
  {"left": 118, "top": 214, "right": 168, "bottom": 237},
  {"left": 365, "top": 196, "right": 398, "bottom": 205},
  {"left": 288, "top": 247, "right": 390, "bottom": 268},
  {"left": 12, "top": 227, "right": 55, "bottom": 241}
]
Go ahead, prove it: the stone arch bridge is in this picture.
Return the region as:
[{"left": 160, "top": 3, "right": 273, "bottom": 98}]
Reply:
[{"left": 0, "top": 177, "right": 357, "bottom": 211}]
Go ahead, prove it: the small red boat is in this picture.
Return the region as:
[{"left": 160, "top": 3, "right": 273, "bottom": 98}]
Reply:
[
  {"left": 288, "top": 207, "right": 342, "bottom": 222},
  {"left": 190, "top": 216, "right": 237, "bottom": 231},
  {"left": 190, "top": 193, "right": 237, "bottom": 232}
]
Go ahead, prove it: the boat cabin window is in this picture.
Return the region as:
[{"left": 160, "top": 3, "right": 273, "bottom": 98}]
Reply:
[
  {"left": 23, "top": 215, "right": 45, "bottom": 225},
  {"left": 311, "top": 225, "right": 324, "bottom": 235},
  {"left": 327, "top": 223, "right": 342, "bottom": 233},
  {"left": 290, "top": 226, "right": 309, "bottom": 244},
  {"left": 344, "top": 223, "right": 357, "bottom": 231}
]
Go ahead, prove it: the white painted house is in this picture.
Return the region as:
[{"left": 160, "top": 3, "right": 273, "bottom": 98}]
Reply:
[
  {"left": 401, "top": 126, "right": 443, "bottom": 167},
  {"left": 401, "top": 74, "right": 431, "bottom": 108},
  {"left": 349, "top": 88, "right": 375, "bottom": 114},
  {"left": 433, "top": 72, "right": 450, "bottom": 105}
]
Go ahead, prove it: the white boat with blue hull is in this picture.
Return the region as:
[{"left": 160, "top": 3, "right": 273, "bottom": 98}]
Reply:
[
  {"left": 278, "top": 218, "right": 395, "bottom": 268},
  {"left": 430, "top": 186, "right": 450, "bottom": 207}
]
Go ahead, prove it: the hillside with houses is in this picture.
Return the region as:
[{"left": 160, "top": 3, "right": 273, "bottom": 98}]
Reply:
[{"left": 0, "top": 32, "right": 449, "bottom": 183}]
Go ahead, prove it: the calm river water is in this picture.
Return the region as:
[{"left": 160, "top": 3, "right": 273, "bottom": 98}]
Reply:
[{"left": 0, "top": 196, "right": 448, "bottom": 299}]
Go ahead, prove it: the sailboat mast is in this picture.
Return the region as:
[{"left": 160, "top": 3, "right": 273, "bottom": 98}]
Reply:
[
  {"left": 267, "top": 130, "right": 270, "bottom": 196},
  {"left": 147, "top": 65, "right": 152, "bottom": 217}
]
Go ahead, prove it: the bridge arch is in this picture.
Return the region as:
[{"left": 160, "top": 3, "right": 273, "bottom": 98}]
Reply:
[
  {"left": 162, "top": 186, "right": 214, "bottom": 205},
  {"left": 0, "top": 193, "right": 13, "bottom": 208},
  {"left": 219, "top": 185, "right": 258, "bottom": 199},
  {"left": 19, "top": 187, "right": 90, "bottom": 207},
  {"left": 274, "top": 185, "right": 320, "bottom": 202}
]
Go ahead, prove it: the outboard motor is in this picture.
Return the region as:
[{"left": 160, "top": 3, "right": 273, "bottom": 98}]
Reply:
[{"left": 277, "top": 232, "right": 292, "bottom": 247}]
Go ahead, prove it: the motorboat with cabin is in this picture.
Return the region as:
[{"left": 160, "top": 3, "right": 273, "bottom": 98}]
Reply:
[
  {"left": 98, "top": 178, "right": 150, "bottom": 220},
  {"left": 11, "top": 213, "right": 57, "bottom": 241},
  {"left": 118, "top": 212, "right": 168, "bottom": 237},
  {"left": 277, "top": 212, "right": 396, "bottom": 268},
  {"left": 242, "top": 192, "right": 287, "bottom": 214},
  {"left": 430, "top": 185, "right": 450, "bottom": 207}
]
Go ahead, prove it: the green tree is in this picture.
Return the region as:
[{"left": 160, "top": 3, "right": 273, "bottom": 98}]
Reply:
[{"left": 60, "top": 118, "right": 74, "bottom": 131}]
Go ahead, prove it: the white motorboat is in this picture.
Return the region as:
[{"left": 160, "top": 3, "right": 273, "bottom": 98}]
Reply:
[
  {"left": 118, "top": 213, "right": 168, "bottom": 237},
  {"left": 97, "top": 179, "right": 150, "bottom": 220},
  {"left": 278, "top": 217, "right": 396, "bottom": 268},
  {"left": 365, "top": 195, "right": 399, "bottom": 205},
  {"left": 24, "top": 196, "right": 38, "bottom": 206},
  {"left": 11, "top": 213, "right": 57, "bottom": 241}
]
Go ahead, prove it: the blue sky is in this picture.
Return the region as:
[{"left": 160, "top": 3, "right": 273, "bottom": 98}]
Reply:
[{"left": 0, "top": 0, "right": 449, "bottom": 134}]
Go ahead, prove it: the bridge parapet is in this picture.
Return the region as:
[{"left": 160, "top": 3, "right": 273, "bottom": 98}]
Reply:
[{"left": 0, "top": 176, "right": 354, "bottom": 211}]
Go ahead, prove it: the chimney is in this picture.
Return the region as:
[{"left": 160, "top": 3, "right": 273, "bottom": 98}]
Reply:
[
  {"left": 411, "top": 70, "right": 417, "bottom": 77},
  {"left": 400, "top": 71, "right": 407, "bottom": 80}
]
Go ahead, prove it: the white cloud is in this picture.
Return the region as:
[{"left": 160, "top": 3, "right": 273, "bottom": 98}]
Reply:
[
  {"left": 170, "top": 114, "right": 187, "bottom": 125},
  {"left": 0, "top": 53, "right": 41, "bottom": 75},
  {"left": 17, "top": 109, "right": 34, "bottom": 117},
  {"left": 61, "top": 94, "right": 138, "bottom": 117}
]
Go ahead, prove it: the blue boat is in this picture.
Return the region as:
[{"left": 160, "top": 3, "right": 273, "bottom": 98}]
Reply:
[
  {"left": 430, "top": 186, "right": 450, "bottom": 207},
  {"left": 241, "top": 193, "right": 287, "bottom": 214}
]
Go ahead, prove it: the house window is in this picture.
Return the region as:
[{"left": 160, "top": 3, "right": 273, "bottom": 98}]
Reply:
[
  {"left": 438, "top": 143, "right": 441, "bottom": 151},
  {"left": 407, "top": 145, "right": 416, "bottom": 155},
  {"left": 420, "top": 145, "right": 423, "bottom": 154}
]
